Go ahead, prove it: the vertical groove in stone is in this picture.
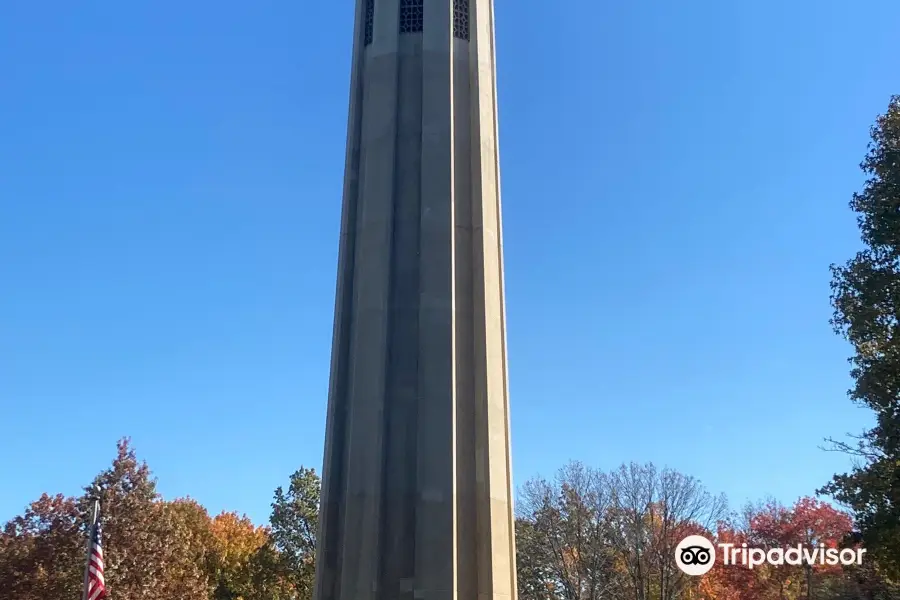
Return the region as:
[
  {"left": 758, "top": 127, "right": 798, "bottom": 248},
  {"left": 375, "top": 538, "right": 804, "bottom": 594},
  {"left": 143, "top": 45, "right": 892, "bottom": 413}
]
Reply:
[
  {"left": 416, "top": 0, "right": 455, "bottom": 595},
  {"left": 380, "top": 27, "right": 424, "bottom": 600},
  {"left": 336, "top": 0, "right": 402, "bottom": 596},
  {"left": 314, "top": 1, "right": 367, "bottom": 598},
  {"left": 403, "top": 35, "right": 424, "bottom": 597},
  {"left": 468, "top": 1, "right": 488, "bottom": 592},
  {"left": 452, "top": 32, "right": 477, "bottom": 600}
]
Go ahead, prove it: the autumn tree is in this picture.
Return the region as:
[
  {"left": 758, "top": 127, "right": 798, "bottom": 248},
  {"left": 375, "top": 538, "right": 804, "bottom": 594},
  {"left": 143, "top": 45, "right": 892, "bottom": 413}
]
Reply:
[
  {"left": 607, "top": 462, "right": 726, "bottom": 600},
  {"left": 697, "top": 523, "right": 758, "bottom": 600},
  {"left": 515, "top": 461, "right": 726, "bottom": 600},
  {"left": 517, "top": 462, "right": 626, "bottom": 600},
  {"left": 744, "top": 498, "right": 852, "bottom": 600},
  {"left": 164, "top": 498, "right": 217, "bottom": 597},
  {"left": 790, "top": 497, "right": 854, "bottom": 597},
  {"left": 0, "top": 439, "right": 306, "bottom": 600},
  {"left": 269, "top": 466, "right": 320, "bottom": 600},
  {"left": 0, "top": 493, "right": 83, "bottom": 600},
  {"left": 0, "top": 438, "right": 223, "bottom": 599},
  {"left": 79, "top": 438, "right": 212, "bottom": 600},
  {"left": 162, "top": 495, "right": 295, "bottom": 599},
  {"left": 699, "top": 497, "right": 858, "bottom": 600},
  {"left": 209, "top": 511, "right": 283, "bottom": 600},
  {"left": 823, "top": 94, "right": 900, "bottom": 579}
]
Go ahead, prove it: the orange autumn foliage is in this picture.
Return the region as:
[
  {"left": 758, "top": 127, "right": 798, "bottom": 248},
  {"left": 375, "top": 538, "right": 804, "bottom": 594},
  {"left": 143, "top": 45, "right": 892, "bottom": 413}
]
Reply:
[{"left": 697, "top": 497, "right": 855, "bottom": 600}]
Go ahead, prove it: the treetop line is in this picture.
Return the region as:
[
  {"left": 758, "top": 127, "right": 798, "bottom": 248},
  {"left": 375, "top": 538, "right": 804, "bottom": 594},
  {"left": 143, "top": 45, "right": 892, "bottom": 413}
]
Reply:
[{"left": 5, "top": 439, "right": 897, "bottom": 600}]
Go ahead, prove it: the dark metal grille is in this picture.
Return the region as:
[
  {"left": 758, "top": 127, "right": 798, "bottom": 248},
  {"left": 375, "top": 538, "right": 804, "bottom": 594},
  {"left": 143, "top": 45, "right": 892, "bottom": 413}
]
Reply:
[
  {"left": 364, "top": 0, "right": 374, "bottom": 45},
  {"left": 453, "top": 0, "right": 469, "bottom": 40},
  {"left": 399, "top": 0, "right": 424, "bottom": 33}
]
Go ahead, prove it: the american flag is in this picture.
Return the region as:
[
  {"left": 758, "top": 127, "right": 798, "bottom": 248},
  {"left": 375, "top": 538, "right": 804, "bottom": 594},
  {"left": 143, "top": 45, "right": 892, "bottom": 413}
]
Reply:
[{"left": 84, "top": 501, "right": 107, "bottom": 600}]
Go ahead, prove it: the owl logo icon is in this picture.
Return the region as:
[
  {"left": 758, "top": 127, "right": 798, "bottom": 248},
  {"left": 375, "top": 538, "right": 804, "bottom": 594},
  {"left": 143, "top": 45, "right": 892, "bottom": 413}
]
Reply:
[{"left": 675, "top": 535, "right": 716, "bottom": 576}]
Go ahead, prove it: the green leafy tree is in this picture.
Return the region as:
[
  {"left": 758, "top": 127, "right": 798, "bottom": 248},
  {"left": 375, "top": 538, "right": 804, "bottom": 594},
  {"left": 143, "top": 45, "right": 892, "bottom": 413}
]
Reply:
[
  {"left": 246, "top": 540, "right": 297, "bottom": 600},
  {"left": 515, "top": 516, "right": 557, "bottom": 600},
  {"left": 822, "top": 95, "right": 900, "bottom": 579},
  {"left": 269, "top": 467, "right": 320, "bottom": 600}
]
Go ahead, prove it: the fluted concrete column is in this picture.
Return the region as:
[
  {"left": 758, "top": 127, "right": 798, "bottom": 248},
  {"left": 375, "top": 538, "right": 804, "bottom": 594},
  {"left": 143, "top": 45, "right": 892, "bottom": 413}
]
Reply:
[{"left": 313, "top": 1, "right": 515, "bottom": 598}]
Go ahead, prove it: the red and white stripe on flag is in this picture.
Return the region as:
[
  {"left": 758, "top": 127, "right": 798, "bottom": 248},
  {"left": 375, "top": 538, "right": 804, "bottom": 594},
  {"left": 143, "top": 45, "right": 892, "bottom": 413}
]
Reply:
[{"left": 87, "top": 516, "right": 107, "bottom": 600}]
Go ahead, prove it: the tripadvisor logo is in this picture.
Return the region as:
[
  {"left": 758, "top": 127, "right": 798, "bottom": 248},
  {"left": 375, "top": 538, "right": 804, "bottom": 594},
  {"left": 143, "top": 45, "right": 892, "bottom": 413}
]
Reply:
[
  {"left": 676, "top": 535, "right": 716, "bottom": 576},
  {"left": 675, "top": 535, "right": 867, "bottom": 576}
]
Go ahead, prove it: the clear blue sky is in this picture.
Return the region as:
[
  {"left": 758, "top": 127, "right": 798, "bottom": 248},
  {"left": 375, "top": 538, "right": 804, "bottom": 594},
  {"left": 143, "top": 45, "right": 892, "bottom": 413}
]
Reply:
[{"left": 1, "top": 0, "right": 897, "bottom": 526}]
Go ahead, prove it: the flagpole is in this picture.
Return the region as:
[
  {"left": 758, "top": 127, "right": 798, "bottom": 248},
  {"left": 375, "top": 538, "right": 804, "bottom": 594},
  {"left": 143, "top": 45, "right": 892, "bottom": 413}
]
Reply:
[{"left": 81, "top": 487, "right": 99, "bottom": 600}]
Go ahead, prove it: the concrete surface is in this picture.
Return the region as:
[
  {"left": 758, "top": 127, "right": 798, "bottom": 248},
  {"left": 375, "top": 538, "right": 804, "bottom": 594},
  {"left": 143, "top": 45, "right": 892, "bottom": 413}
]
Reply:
[{"left": 313, "top": 2, "right": 516, "bottom": 598}]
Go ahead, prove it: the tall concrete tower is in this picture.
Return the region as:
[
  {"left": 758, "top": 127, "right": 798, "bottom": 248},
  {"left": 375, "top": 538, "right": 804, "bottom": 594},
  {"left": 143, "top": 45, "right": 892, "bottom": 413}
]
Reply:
[{"left": 313, "top": 0, "right": 516, "bottom": 598}]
